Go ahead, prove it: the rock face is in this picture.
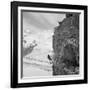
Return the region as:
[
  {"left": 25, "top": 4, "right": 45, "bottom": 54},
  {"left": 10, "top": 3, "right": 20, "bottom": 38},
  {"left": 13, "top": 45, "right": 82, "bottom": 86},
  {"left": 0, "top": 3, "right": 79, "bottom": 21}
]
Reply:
[{"left": 52, "top": 14, "right": 79, "bottom": 75}]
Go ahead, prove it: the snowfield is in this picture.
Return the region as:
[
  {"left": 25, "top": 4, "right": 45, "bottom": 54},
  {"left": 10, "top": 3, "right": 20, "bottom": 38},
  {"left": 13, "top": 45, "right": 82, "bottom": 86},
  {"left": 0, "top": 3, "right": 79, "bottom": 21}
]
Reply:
[{"left": 23, "top": 30, "right": 53, "bottom": 77}]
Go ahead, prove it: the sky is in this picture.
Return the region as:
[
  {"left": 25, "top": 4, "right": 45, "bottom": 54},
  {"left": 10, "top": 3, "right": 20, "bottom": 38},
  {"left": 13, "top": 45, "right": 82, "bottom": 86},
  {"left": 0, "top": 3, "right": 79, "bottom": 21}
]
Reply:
[{"left": 23, "top": 11, "right": 66, "bottom": 35}]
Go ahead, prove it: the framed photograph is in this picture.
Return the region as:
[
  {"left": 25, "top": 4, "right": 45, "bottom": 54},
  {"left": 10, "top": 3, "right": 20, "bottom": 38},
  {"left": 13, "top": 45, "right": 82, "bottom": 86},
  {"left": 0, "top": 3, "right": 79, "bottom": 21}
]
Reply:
[{"left": 11, "top": 1, "right": 88, "bottom": 88}]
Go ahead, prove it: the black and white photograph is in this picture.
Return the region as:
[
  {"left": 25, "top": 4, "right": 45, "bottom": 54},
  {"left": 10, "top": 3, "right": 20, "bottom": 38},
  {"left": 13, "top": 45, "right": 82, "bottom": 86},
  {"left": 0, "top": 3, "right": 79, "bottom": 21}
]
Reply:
[
  {"left": 11, "top": 1, "right": 87, "bottom": 88},
  {"left": 22, "top": 11, "right": 79, "bottom": 77}
]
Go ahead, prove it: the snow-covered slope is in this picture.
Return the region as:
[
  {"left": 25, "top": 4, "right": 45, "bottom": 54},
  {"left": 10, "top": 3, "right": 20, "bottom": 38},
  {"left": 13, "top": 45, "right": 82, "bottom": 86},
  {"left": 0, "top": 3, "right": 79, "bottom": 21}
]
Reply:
[{"left": 23, "top": 30, "right": 53, "bottom": 77}]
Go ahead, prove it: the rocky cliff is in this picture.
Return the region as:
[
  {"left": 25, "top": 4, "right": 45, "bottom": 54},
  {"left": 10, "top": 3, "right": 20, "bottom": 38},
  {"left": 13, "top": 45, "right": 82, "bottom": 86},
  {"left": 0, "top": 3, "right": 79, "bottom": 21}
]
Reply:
[{"left": 52, "top": 13, "right": 79, "bottom": 75}]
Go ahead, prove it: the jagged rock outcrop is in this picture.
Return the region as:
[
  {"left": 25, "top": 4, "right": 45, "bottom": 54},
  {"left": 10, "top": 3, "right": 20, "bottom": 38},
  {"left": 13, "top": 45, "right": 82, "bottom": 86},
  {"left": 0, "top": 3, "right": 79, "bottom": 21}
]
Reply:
[
  {"left": 23, "top": 40, "right": 37, "bottom": 57},
  {"left": 52, "top": 13, "right": 79, "bottom": 75}
]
